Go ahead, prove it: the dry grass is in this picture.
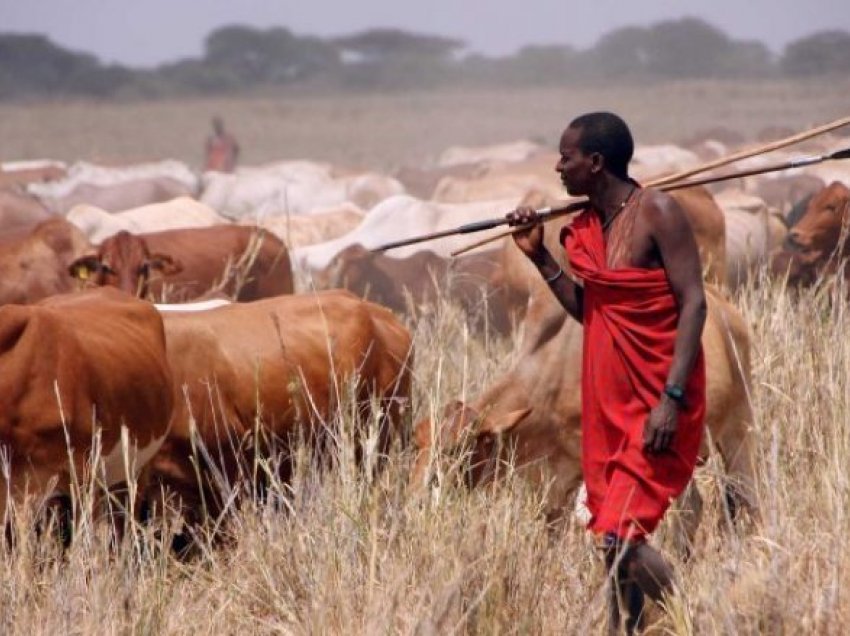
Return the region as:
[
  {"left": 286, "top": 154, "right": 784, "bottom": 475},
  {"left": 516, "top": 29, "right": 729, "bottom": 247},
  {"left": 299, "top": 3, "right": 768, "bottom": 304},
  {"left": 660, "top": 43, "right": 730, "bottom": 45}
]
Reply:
[
  {"left": 1, "top": 273, "right": 850, "bottom": 634},
  {"left": 2, "top": 81, "right": 850, "bottom": 633},
  {"left": 1, "top": 77, "right": 849, "bottom": 171}
]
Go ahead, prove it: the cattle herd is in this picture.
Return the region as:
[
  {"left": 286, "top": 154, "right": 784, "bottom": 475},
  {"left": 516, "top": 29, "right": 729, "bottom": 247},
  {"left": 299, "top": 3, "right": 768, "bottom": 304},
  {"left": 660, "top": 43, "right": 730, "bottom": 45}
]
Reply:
[{"left": 0, "top": 130, "right": 848, "bottom": 550}]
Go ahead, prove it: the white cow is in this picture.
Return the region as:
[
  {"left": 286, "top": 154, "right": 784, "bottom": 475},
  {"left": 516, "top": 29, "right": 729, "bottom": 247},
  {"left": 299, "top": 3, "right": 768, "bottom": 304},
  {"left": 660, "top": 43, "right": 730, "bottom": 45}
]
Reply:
[
  {"left": 436, "top": 140, "right": 544, "bottom": 168},
  {"left": 67, "top": 197, "right": 229, "bottom": 244},
  {"left": 292, "top": 194, "right": 522, "bottom": 278},
  {"left": 631, "top": 144, "right": 701, "bottom": 181},
  {"left": 28, "top": 159, "right": 199, "bottom": 200},
  {"left": 234, "top": 160, "right": 334, "bottom": 181},
  {"left": 202, "top": 171, "right": 405, "bottom": 220},
  {"left": 240, "top": 203, "right": 365, "bottom": 249},
  {"left": 1, "top": 159, "right": 67, "bottom": 172},
  {"left": 714, "top": 189, "right": 787, "bottom": 289}
]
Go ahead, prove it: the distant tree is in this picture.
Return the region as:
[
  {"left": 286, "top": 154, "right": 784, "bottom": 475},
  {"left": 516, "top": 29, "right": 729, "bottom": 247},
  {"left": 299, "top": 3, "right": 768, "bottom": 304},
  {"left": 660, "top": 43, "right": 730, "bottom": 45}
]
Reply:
[
  {"left": 781, "top": 30, "right": 850, "bottom": 75},
  {"left": 586, "top": 26, "right": 651, "bottom": 77},
  {"left": 332, "top": 28, "right": 464, "bottom": 63},
  {"left": 203, "top": 25, "right": 340, "bottom": 87},
  {"left": 0, "top": 33, "right": 100, "bottom": 96},
  {"left": 514, "top": 45, "right": 579, "bottom": 77},
  {"left": 719, "top": 40, "right": 775, "bottom": 77},
  {"left": 586, "top": 18, "right": 773, "bottom": 79},
  {"left": 644, "top": 18, "right": 732, "bottom": 77},
  {"left": 328, "top": 28, "right": 466, "bottom": 90}
]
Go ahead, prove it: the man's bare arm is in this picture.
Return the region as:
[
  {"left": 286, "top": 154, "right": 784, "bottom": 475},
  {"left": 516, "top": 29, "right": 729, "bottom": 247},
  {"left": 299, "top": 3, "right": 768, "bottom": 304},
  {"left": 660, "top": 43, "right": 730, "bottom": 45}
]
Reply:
[
  {"left": 507, "top": 207, "right": 583, "bottom": 322},
  {"left": 647, "top": 190, "right": 707, "bottom": 390},
  {"left": 529, "top": 248, "right": 584, "bottom": 322},
  {"left": 641, "top": 190, "right": 707, "bottom": 454}
]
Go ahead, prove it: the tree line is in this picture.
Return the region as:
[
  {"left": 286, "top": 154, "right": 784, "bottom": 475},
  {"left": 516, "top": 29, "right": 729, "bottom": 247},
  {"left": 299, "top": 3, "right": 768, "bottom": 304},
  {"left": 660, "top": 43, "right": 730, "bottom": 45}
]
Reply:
[{"left": 1, "top": 17, "right": 849, "bottom": 100}]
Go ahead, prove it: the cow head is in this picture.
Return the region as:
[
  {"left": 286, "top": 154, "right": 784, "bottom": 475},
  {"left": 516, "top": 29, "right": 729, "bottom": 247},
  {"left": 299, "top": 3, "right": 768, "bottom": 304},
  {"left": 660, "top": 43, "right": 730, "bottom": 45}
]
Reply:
[
  {"left": 325, "top": 244, "right": 407, "bottom": 310},
  {"left": 410, "top": 401, "right": 532, "bottom": 490},
  {"left": 68, "top": 231, "right": 182, "bottom": 297},
  {"left": 785, "top": 182, "right": 850, "bottom": 261}
]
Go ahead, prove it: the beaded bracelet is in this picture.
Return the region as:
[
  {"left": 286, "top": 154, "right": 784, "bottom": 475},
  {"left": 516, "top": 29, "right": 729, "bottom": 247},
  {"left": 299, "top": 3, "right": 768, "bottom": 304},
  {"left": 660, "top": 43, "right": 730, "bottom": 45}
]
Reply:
[{"left": 544, "top": 268, "right": 565, "bottom": 285}]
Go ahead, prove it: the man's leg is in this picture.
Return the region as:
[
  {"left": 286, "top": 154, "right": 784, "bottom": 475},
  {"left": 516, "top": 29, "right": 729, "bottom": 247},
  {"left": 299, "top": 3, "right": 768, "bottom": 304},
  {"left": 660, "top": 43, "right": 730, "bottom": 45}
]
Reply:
[
  {"left": 604, "top": 537, "right": 646, "bottom": 635},
  {"left": 626, "top": 542, "right": 675, "bottom": 603},
  {"left": 604, "top": 537, "right": 676, "bottom": 634}
]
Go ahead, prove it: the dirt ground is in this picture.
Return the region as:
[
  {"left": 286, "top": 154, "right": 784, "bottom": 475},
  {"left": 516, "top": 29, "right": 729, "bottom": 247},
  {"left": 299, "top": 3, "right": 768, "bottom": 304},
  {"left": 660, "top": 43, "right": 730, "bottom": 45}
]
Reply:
[{"left": 1, "top": 77, "right": 848, "bottom": 171}]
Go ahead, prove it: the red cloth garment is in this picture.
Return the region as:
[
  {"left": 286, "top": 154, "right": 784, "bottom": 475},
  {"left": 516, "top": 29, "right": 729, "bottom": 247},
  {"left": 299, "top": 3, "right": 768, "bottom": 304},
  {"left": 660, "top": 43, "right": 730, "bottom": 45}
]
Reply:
[{"left": 562, "top": 203, "right": 706, "bottom": 542}]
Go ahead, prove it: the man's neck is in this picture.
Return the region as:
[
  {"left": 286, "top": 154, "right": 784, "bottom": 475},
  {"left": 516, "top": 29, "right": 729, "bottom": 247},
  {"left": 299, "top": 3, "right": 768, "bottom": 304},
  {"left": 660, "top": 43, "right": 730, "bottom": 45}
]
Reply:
[{"left": 588, "top": 175, "right": 635, "bottom": 224}]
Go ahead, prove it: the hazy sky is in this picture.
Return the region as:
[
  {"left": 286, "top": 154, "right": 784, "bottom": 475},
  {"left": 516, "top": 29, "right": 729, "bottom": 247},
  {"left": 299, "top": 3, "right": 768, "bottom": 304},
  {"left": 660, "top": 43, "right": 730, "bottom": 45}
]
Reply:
[{"left": 4, "top": 0, "right": 850, "bottom": 68}]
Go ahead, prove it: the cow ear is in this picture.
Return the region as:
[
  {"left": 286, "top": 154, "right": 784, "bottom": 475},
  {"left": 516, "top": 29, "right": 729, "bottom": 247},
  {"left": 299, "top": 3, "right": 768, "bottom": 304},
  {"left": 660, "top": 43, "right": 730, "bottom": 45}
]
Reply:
[
  {"left": 480, "top": 407, "right": 532, "bottom": 436},
  {"left": 444, "top": 401, "right": 479, "bottom": 434},
  {"left": 68, "top": 255, "right": 101, "bottom": 280},
  {"left": 147, "top": 253, "right": 183, "bottom": 275}
]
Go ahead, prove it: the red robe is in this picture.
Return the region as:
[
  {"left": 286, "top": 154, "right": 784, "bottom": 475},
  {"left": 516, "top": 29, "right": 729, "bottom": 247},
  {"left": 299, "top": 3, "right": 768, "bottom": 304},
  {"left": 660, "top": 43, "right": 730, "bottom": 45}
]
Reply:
[{"left": 562, "top": 206, "right": 706, "bottom": 542}]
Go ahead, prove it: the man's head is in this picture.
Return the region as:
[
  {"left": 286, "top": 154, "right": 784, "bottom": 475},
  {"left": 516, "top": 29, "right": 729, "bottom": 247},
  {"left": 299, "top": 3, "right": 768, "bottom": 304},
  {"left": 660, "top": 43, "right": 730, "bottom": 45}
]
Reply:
[
  {"left": 556, "top": 112, "right": 634, "bottom": 195},
  {"left": 212, "top": 116, "right": 225, "bottom": 135}
]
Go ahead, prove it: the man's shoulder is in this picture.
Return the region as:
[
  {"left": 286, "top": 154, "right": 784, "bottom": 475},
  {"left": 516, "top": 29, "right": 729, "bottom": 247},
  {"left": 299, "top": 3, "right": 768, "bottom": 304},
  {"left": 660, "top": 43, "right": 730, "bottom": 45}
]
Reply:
[{"left": 636, "top": 187, "right": 684, "bottom": 225}]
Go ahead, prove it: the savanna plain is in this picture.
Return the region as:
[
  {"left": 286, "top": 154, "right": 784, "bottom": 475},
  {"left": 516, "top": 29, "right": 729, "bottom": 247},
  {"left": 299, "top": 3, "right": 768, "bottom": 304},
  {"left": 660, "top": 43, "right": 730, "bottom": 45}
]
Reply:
[{"left": 1, "top": 78, "right": 850, "bottom": 634}]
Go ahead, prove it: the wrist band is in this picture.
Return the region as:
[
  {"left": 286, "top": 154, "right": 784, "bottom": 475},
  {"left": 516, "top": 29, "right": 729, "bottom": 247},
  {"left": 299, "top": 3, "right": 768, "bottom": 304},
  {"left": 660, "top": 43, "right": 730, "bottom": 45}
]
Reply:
[
  {"left": 544, "top": 268, "right": 565, "bottom": 285},
  {"left": 663, "top": 383, "right": 686, "bottom": 403}
]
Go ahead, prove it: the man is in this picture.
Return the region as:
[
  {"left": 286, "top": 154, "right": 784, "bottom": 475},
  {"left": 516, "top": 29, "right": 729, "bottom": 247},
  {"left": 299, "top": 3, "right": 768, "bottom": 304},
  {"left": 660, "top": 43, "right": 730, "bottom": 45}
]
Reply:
[
  {"left": 204, "top": 116, "right": 240, "bottom": 173},
  {"left": 507, "top": 112, "right": 707, "bottom": 634}
]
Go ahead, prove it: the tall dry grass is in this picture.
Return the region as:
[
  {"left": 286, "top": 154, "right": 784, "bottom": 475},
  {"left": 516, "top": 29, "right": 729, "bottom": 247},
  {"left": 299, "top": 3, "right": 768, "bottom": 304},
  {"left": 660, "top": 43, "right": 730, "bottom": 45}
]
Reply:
[{"left": 1, "top": 273, "right": 850, "bottom": 634}]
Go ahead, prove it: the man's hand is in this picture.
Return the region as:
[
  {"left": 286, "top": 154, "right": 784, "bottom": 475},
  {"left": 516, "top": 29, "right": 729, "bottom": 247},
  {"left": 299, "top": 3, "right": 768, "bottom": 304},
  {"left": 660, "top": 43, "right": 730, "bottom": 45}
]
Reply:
[
  {"left": 506, "top": 206, "right": 545, "bottom": 261},
  {"left": 643, "top": 396, "right": 679, "bottom": 454}
]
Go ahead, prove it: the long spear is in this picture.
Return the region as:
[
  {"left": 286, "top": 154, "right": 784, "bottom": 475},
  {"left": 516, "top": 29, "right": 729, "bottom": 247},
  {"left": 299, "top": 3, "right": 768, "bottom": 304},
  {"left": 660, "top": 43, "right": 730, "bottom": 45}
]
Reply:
[
  {"left": 371, "top": 145, "right": 850, "bottom": 255},
  {"left": 449, "top": 145, "right": 850, "bottom": 257}
]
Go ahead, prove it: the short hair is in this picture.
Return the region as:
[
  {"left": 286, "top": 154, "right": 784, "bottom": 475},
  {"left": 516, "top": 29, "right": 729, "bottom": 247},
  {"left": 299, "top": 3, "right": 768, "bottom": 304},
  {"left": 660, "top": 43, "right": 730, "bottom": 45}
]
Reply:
[{"left": 568, "top": 112, "right": 634, "bottom": 179}]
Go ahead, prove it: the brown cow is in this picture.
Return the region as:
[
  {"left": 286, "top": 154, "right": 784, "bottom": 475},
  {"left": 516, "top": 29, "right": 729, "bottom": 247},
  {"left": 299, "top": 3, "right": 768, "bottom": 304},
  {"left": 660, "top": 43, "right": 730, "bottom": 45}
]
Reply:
[
  {"left": 773, "top": 182, "right": 850, "bottom": 287},
  {"left": 146, "top": 291, "right": 413, "bottom": 533},
  {"left": 0, "top": 218, "right": 91, "bottom": 306},
  {"left": 785, "top": 182, "right": 850, "bottom": 260},
  {"left": 323, "top": 244, "right": 516, "bottom": 333},
  {"left": 0, "top": 186, "right": 53, "bottom": 234},
  {"left": 411, "top": 286, "right": 757, "bottom": 544},
  {"left": 0, "top": 288, "right": 174, "bottom": 530},
  {"left": 69, "top": 225, "right": 293, "bottom": 302},
  {"left": 0, "top": 164, "right": 66, "bottom": 189}
]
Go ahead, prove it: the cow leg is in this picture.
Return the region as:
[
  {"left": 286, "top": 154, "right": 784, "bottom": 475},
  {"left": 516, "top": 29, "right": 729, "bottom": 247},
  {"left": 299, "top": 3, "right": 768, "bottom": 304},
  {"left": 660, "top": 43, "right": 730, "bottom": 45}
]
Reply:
[
  {"left": 667, "top": 480, "right": 704, "bottom": 559},
  {"left": 37, "top": 493, "right": 74, "bottom": 549},
  {"left": 713, "top": 405, "right": 760, "bottom": 527},
  {"left": 4, "top": 470, "right": 74, "bottom": 549}
]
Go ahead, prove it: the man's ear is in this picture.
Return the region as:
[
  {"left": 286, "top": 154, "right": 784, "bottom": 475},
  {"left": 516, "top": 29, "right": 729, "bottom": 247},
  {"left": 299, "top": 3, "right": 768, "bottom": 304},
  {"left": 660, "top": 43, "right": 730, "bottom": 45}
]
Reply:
[
  {"left": 589, "top": 152, "right": 605, "bottom": 174},
  {"left": 147, "top": 253, "right": 183, "bottom": 276},
  {"left": 68, "top": 255, "right": 101, "bottom": 280}
]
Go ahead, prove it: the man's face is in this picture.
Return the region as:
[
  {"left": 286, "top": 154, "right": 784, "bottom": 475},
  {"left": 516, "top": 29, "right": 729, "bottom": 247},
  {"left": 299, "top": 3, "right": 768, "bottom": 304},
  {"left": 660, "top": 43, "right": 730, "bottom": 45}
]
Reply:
[{"left": 556, "top": 126, "right": 597, "bottom": 196}]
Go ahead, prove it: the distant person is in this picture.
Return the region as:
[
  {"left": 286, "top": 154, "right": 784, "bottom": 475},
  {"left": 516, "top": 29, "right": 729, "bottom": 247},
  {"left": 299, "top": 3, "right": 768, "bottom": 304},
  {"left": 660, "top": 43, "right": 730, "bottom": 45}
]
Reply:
[{"left": 204, "top": 116, "right": 240, "bottom": 173}]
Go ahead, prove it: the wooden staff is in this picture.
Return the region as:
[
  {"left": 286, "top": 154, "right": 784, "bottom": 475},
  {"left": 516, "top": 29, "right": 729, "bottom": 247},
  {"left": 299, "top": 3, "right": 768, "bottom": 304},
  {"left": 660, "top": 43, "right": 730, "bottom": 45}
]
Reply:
[
  {"left": 449, "top": 145, "right": 850, "bottom": 257},
  {"left": 371, "top": 115, "right": 850, "bottom": 256}
]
